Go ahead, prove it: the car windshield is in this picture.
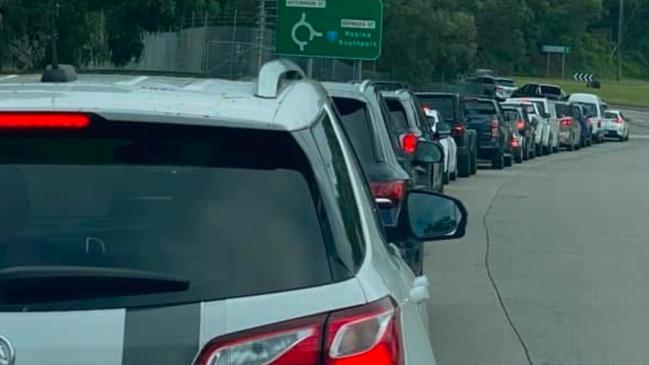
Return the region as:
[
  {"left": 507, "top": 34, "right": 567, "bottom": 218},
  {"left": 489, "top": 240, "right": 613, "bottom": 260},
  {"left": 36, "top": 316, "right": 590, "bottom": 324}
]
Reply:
[
  {"left": 555, "top": 103, "right": 572, "bottom": 118},
  {"left": 541, "top": 86, "right": 562, "bottom": 96},
  {"left": 333, "top": 97, "right": 382, "bottom": 165},
  {"left": 578, "top": 102, "right": 598, "bottom": 117},
  {"left": 418, "top": 96, "right": 456, "bottom": 123},
  {"left": 497, "top": 79, "right": 515, "bottom": 87},
  {"left": 0, "top": 123, "right": 335, "bottom": 311}
]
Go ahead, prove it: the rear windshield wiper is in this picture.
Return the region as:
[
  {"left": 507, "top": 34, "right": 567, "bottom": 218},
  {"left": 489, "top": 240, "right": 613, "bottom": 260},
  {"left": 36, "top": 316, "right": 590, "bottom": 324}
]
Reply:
[{"left": 0, "top": 266, "right": 190, "bottom": 304}]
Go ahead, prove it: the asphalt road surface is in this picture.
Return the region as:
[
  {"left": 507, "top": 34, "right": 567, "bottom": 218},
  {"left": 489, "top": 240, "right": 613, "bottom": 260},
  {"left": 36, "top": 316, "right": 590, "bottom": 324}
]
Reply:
[{"left": 426, "top": 108, "right": 649, "bottom": 365}]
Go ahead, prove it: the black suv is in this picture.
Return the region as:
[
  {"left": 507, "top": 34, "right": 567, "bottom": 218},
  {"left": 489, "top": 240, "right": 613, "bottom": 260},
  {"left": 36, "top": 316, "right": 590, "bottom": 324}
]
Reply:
[
  {"left": 511, "top": 83, "right": 566, "bottom": 100},
  {"left": 325, "top": 81, "right": 440, "bottom": 275},
  {"left": 379, "top": 87, "right": 445, "bottom": 193},
  {"left": 462, "top": 97, "right": 513, "bottom": 169},
  {"left": 416, "top": 92, "right": 478, "bottom": 177}
]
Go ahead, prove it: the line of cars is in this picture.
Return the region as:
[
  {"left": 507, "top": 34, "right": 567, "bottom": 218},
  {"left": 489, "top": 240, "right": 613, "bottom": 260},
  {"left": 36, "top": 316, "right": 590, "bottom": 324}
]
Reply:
[{"left": 0, "top": 60, "right": 631, "bottom": 365}]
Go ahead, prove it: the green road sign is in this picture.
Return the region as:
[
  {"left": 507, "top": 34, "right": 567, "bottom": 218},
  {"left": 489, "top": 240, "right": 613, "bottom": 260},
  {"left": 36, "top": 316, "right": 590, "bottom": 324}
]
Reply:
[
  {"left": 276, "top": 0, "right": 384, "bottom": 60},
  {"left": 542, "top": 45, "right": 571, "bottom": 54}
]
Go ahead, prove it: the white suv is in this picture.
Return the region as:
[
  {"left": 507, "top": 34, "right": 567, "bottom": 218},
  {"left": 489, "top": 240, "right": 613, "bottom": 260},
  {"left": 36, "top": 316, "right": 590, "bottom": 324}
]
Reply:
[{"left": 0, "top": 60, "right": 467, "bottom": 365}]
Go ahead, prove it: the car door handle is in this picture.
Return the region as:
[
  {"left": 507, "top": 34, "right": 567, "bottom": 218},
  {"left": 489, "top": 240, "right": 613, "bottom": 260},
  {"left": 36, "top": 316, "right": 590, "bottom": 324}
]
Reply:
[{"left": 409, "top": 276, "right": 430, "bottom": 304}]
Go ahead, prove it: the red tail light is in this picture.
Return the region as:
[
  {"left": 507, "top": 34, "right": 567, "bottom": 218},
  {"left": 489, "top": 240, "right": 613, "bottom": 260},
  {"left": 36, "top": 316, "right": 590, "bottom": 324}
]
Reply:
[
  {"left": 194, "top": 297, "right": 402, "bottom": 365},
  {"left": 370, "top": 181, "right": 406, "bottom": 207},
  {"left": 491, "top": 120, "right": 500, "bottom": 137},
  {"left": 616, "top": 117, "right": 623, "bottom": 124},
  {"left": 325, "top": 298, "right": 402, "bottom": 365},
  {"left": 452, "top": 124, "right": 465, "bottom": 137},
  {"left": 516, "top": 120, "right": 525, "bottom": 130},
  {"left": 586, "top": 118, "right": 593, "bottom": 127},
  {"left": 400, "top": 132, "right": 418, "bottom": 155},
  {"left": 511, "top": 138, "right": 520, "bottom": 148},
  {"left": 0, "top": 112, "right": 90, "bottom": 129},
  {"left": 560, "top": 118, "right": 573, "bottom": 127}
]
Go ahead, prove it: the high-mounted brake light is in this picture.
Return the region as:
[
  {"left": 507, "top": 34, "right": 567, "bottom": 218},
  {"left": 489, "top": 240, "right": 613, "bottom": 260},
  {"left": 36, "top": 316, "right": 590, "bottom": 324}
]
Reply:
[
  {"left": 0, "top": 113, "right": 90, "bottom": 129},
  {"left": 194, "top": 297, "right": 403, "bottom": 365}
]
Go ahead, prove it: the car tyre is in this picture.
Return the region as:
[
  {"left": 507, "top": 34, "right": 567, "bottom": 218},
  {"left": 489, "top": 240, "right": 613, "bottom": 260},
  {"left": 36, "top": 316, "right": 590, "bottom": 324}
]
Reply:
[
  {"left": 457, "top": 155, "right": 471, "bottom": 178},
  {"left": 470, "top": 145, "right": 478, "bottom": 175},
  {"left": 492, "top": 153, "right": 504, "bottom": 170},
  {"left": 515, "top": 149, "right": 523, "bottom": 163},
  {"left": 504, "top": 154, "right": 513, "bottom": 167}
]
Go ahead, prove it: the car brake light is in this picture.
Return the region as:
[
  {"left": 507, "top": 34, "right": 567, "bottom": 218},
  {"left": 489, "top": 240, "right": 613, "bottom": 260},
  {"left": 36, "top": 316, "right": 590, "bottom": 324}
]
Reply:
[
  {"left": 370, "top": 181, "right": 406, "bottom": 207},
  {"left": 560, "top": 118, "right": 573, "bottom": 127},
  {"left": 516, "top": 120, "right": 525, "bottom": 130},
  {"left": 194, "top": 297, "right": 402, "bottom": 365},
  {"left": 400, "top": 132, "right": 418, "bottom": 155},
  {"left": 452, "top": 124, "right": 465, "bottom": 137},
  {"left": 511, "top": 138, "right": 520, "bottom": 148},
  {"left": 325, "top": 297, "right": 402, "bottom": 365},
  {"left": 0, "top": 112, "right": 90, "bottom": 128},
  {"left": 616, "top": 117, "right": 623, "bottom": 124},
  {"left": 491, "top": 120, "right": 500, "bottom": 137}
]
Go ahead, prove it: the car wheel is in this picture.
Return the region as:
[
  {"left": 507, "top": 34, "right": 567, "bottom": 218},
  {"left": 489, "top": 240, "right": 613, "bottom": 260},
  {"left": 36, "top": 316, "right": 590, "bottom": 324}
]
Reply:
[
  {"left": 536, "top": 143, "right": 543, "bottom": 156},
  {"left": 457, "top": 154, "right": 471, "bottom": 178},
  {"left": 515, "top": 149, "right": 523, "bottom": 163},
  {"left": 523, "top": 144, "right": 530, "bottom": 160},
  {"left": 470, "top": 145, "right": 478, "bottom": 175},
  {"left": 568, "top": 138, "right": 575, "bottom": 151},
  {"left": 492, "top": 153, "right": 504, "bottom": 170},
  {"left": 504, "top": 154, "right": 513, "bottom": 167},
  {"left": 552, "top": 144, "right": 559, "bottom": 153}
]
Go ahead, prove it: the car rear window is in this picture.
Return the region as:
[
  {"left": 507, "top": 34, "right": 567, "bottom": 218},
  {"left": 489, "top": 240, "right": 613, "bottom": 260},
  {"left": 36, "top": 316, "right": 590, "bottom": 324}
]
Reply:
[
  {"left": 541, "top": 86, "right": 562, "bottom": 96},
  {"left": 333, "top": 97, "right": 381, "bottom": 165},
  {"left": 605, "top": 111, "right": 618, "bottom": 119},
  {"left": 464, "top": 100, "right": 497, "bottom": 115},
  {"left": 555, "top": 103, "right": 572, "bottom": 118},
  {"left": 0, "top": 121, "right": 336, "bottom": 311},
  {"left": 497, "top": 79, "right": 515, "bottom": 87},
  {"left": 385, "top": 97, "right": 410, "bottom": 133},
  {"left": 418, "top": 96, "right": 456, "bottom": 124}
]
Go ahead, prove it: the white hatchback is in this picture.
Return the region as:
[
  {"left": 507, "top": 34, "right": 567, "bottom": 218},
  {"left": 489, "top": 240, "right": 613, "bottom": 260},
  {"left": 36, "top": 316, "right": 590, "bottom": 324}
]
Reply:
[
  {"left": 603, "top": 110, "right": 631, "bottom": 141},
  {"left": 0, "top": 60, "right": 468, "bottom": 365}
]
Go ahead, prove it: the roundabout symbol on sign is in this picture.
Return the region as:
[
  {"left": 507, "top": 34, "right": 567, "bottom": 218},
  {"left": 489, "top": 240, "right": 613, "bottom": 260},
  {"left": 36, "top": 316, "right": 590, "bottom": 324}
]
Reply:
[{"left": 291, "top": 13, "right": 323, "bottom": 51}]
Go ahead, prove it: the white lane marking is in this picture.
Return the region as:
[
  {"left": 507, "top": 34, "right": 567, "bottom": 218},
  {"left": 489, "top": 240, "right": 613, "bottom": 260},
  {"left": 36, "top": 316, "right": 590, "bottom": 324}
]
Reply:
[
  {"left": 117, "top": 76, "right": 150, "bottom": 86},
  {"left": 0, "top": 75, "right": 18, "bottom": 81}
]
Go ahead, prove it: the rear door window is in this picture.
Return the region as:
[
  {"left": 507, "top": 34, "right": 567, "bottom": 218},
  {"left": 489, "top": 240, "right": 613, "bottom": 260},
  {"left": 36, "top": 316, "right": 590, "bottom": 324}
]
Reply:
[{"left": 0, "top": 121, "right": 337, "bottom": 311}]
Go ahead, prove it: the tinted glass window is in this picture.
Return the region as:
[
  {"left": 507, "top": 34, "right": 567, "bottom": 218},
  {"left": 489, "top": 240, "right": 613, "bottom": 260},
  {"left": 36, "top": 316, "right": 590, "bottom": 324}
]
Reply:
[
  {"left": 333, "top": 97, "right": 381, "bottom": 165},
  {"left": 464, "top": 100, "right": 497, "bottom": 115},
  {"left": 541, "top": 86, "right": 562, "bottom": 96},
  {"left": 605, "top": 111, "right": 618, "bottom": 119},
  {"left": 385, "top": 98, "right": 410, "bottom": 133},
  {"left": 0, "top": 123, "right": 334, "bottom": 311},
  {"left": 534, "top": 102, "right": 546, "bottom": 115},
  {"left": 418, "top": 96, "right": 456, "bottom": 123},
  {"left": 555, "top": 103, "right": 572, "bottom": 117}
]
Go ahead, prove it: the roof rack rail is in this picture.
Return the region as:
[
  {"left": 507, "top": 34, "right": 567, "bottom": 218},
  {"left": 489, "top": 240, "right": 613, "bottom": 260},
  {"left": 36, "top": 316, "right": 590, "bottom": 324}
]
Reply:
[
  {"left": 371, "top": 81, "right": 411, "bottom": 92},
  {"left": 256, "top": 60, "right": 306, "bottom": 98},
  {"left": 41, "top": 64, "right": 78, "bottom": 83}
]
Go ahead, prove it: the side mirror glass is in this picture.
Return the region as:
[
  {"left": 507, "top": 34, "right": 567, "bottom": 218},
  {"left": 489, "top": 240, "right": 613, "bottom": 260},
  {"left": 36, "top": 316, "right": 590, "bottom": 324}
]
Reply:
[
  {"left": 413, "top": 140, "right": 443, "bottom": 164},
  {"left": 391, "top": 191, "right": 467, "bottom": 242}
]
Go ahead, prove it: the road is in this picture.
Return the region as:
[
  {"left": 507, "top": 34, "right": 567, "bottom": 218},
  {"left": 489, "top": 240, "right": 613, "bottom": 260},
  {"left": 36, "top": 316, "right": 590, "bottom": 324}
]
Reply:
[{"left": 426, "top": 108, "right": 649, "bottom": 365}]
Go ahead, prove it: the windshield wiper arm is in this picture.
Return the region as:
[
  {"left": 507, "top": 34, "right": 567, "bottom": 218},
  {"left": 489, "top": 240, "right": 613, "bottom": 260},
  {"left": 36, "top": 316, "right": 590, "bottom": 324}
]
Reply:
[{"left": 0, "top": 266, "right": 190, "bottom": 304}]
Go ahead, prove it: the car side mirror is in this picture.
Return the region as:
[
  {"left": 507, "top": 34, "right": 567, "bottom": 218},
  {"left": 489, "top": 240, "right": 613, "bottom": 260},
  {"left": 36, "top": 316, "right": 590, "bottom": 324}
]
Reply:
[
  {"left": 387, "top": 191, "right": 467, "bottom": 242},
  {"left": 413, "top": 140, "right": 443, "bottom": 164}
]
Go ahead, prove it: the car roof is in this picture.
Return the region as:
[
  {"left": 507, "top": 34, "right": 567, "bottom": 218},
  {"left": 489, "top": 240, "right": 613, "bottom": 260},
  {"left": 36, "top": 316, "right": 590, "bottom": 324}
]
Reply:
[
  {"left": 0, "top": 61, "right": 329, "bottom": 132},
  {"left": 415, "top": 92, "right": 461, "bottom": 98}
]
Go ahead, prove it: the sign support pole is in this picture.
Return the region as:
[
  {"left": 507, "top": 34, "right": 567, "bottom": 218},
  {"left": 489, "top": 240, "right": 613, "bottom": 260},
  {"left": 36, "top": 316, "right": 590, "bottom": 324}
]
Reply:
[
  {"left": 546, "top": 53, "right": 550, "bottom": 78},
  {"left": 307, "top": 58, "right": 314, "bottom": 78},
  {"left": 561, "top": 52, "right": 566, "bottom": 80}
]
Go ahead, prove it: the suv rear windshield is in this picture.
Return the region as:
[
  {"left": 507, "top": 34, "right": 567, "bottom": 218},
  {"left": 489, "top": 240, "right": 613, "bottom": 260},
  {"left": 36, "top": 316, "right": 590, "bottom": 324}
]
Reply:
[
  {"left": 333, "top": 97, "right": 381, "bottom": 165},
  {"left": 0, "top": 121, "right": 336, "bottom": 311},
  {"left": 555, "top": 103, "right": 572, "bottom": 118},
  {"left": 464, "top": 100, "right": 497, "bottom": 115},
  {"left": 541, "top": 86, "right": 562, "bottom": 96},
  {"left": 385, "top": 97, "right": 410, "bottom": 133},
  {"left": 418, "top": 96, "right": 456, "bottom": 124},
  {"left": 497, "top": 79, "right": 515, "bottom": 87},
  {"left": 605, "top": 111, "right": 619, "bottom": 119}
]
